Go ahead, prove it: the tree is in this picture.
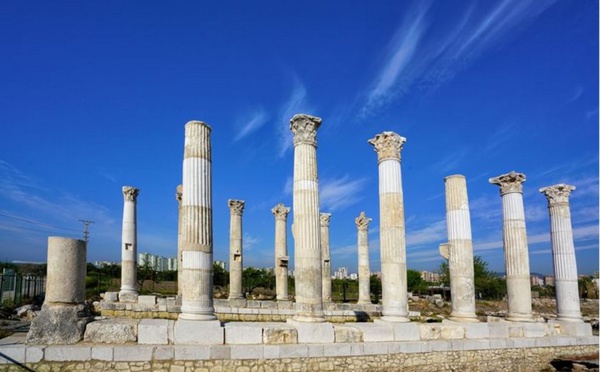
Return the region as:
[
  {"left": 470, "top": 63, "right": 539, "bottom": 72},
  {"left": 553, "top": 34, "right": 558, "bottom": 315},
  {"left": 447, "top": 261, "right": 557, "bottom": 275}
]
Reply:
[
  {"left": 438, "top": 256, "right": 506, "bottom": 300},
  {"left": 213, "top": 262, "right": 228, "bottom": 288},
  {"left": 407, "top": 269, "right": 428, "bottom": 294}
]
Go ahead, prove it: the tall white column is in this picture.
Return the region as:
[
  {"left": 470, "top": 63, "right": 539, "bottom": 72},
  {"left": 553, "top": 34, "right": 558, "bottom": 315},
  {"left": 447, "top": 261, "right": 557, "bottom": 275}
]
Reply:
[
  {"left": 290, "top": 113, "right": 325, "bottom": 322},
  {"left": 320, "top": 213, "right": 332, "bottom": 303},
  {"left": 442, "top": 175, "right": 478, "bottom": 322},
  {"left": 356, "top": 211, "right": 372, "bottom": 305},
  {"left": 120, "top": 186, "right": 139, "bottom": 298},
  {"left": 179, "top": 120, "right": 216, "bottom": 321},
  {"left": 490, "top": 171, "right": 533, "bottom": 322},
  {"left": 540, "top": 184, "right": 582, "bottom": 322},
  {"left": 368, "top": 131, "right": 410, "bottom": 322},
  {"left": 176, "top": 185, "right": 183, "bottom": 297},
  {"left": 272, "top": 203, "right": 291, "bottom": 301},
  {"left": 228, "top": 199, "right": 245, "bottom": 300}
]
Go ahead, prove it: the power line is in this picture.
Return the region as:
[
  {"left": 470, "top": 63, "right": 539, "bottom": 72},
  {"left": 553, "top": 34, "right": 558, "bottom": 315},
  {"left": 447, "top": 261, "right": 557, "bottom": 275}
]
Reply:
[
  {"left": 0, "top": 212, "right": 80, "bottom": 233},
  {"left": 78, "top": 220, "right": 95, "bottom": 243}
]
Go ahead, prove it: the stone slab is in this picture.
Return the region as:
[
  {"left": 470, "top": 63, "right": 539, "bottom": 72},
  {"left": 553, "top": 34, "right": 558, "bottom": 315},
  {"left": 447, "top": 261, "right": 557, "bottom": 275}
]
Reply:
[
  {"left": 225, "top": 322, "right": 264, "bottom": 344},
  {"left": 103, "top": 292, "right": 119, "bottom": 302},
  {"left": 113, "top": 346, "right": 154, "bottom": 361},
  {"left": 521, "top": 323, "right": 548, "bottom": 338},
  {"left": 263, "top": 323, "right": 298, "bottom": 344},
  {"left": 138, "top": 319, "right": 170, "bottom": 345},
  {"left": 287, "top": 319, "right": 335, "bottom": 344},
  {"left": 0, "top": 346, "right": 25, "bottom": 364},
  {"left": 45, "top": 346, "right": 91, "bottom": 361},
  {"left": 374, "top": 320, "right": 420, "bottom": 341},
  {"left": 119, "top": 292, "right": 138, "bottom": 303},
  {"left": 173, "top": 319, "right": 224, "bottom": 345},
  {"left": 549, "top": 320, "right": 593, "bottom": 336},
  {"left": 350, "top": 323, "right": 393, "bottom": 342},
  {"left": 173, "top": 345, "right": 211, "bottom": 360},
  {"left": 488, "top": 322, "right": 509, "bottom": 338},
  {"left": 25, "top": 346, "right": 44, "bottom": 363},
  {"left": 91, "top": 346, "right": 113, "bottom": 361},
  {"left": 230, "top": 345, "right": 264, "bottom": 359},
  {"left": 84, "top": 318, "right": 138, "bottom": 344},
  {"left": 334, "top": 324, "right": 363, "bottom": 343}
]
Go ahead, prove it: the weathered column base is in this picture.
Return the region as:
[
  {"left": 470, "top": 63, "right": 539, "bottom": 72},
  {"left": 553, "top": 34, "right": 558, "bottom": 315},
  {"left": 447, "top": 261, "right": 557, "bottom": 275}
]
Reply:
[
  {"left": 506, "top": 314, "right": 535, "bottom": 323},
  {"left": 26, "top": 304, "right": 92, "bottom": 345},
  {"left": 449, "top": 311, "right": 480, "bottom": 323},
  {"left": 173, "top": 319, "right": 224, "bottom": 344},
  {"left": 178, "top": 312, "right": 218, "bottom": 321}
]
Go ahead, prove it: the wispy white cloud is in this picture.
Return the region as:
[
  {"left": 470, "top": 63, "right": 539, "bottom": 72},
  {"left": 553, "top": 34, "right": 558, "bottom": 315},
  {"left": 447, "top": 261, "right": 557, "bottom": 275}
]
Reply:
[
  {"left": 566, "top": 86, "right": 583, "bottom": 104},
  {"left": 430, "top": 149, "right": 470, "bottom": 175},
  {"left": 483, "top": 121, "right": 518, "bottom": 154},
  {"left": 234, "top": 109, "right": 268, "bottom": 142},
  {"left": 320, "top": 176, "right": 368, "bottom": 212},
  {"left": 243, "top": 233, "right": 260, "bottom": 251},
  {"left": 282, "top": 176, "right": 293, "bottom": 196},
  {"left": 585, "top": 108, "right": 598, "bottom": 120},
  {"left": 406, "top": 220, "right": 447, "bottom": 246},
  {"left": 276, "top": 77, "right": 313, "bottom": 157}
]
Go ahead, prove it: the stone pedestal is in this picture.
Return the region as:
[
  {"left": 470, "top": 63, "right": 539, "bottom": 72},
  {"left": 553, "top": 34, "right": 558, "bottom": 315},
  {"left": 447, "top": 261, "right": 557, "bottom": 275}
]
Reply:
[
  {"left": 272, "top": 203, "right": 291, "bottom": 301},
  {"left": 173, "top": 319, "right": 224, "bottom": 344},
  {"left": 356, "top": 212, "right": 372, "bottom": 305},
  {"left": 320, "top": 213, "right": 332, "bottom": 303},
  {"left": 179, "top": 120, "right": 216, "bottom": 321},
  {"left": 27, "top": 237, "right": 91, "bottom": 344},
  {"left": 540, "top": 184, "right": 582, "bottom": 322},
  {"left": 286, "top": 319, "right": 334, "bottom": 343},
  {"left": 228, "top": 199, "right": 245, "bottom": 300},
  {"left": 290, "top": 114, "right": 325, "bottom": 322},
  {"left": 120, "top": 186, "right": 140, "bottom": 298},
  {"left": 176, "top": 185, "right": 183, "bottom": 297},
  {"left": 490, "top": 171, "right": 533, "bottom": 322},
  {"left": 442, "top": 175, "right": 478, "bottom": 322},
  {"left": 369, "top": 131, "right": 410, "bottom": 322}
]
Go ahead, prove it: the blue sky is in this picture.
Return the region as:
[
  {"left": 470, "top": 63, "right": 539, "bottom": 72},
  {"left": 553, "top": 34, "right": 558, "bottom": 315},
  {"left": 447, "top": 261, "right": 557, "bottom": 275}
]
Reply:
[{"left": 0, "top": 1, "right": 597, "bottom": 276}]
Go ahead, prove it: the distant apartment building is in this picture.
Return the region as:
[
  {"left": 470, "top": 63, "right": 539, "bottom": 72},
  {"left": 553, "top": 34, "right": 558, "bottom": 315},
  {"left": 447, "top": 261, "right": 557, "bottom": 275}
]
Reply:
[
  {"left": 93, "top": 261, "right": 119, "bottom": 268},
  {"left": 333, "top": 267, "right": 349, "bottom": 279},
  {"left": 543, "top": 276, "right": 555, "bottom": 286},
  {"left": 138, "top": 252, "right": 177, "bottom": 272},
  {"left": 348, "top": 273, "right": 358, "bottom": 280},
  {"left": 530, "top": 275, "right": 543, "bottom": 286},
  {"left": 419, "top": 270, "right": 441, "bottom": 283},
  {"left": 214, "top": 260, "right": 227, "bottom": 270}
]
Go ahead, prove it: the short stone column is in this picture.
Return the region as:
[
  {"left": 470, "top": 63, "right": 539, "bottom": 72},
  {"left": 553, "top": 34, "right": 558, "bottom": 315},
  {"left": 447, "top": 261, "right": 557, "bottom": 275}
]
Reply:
[
  {"left": 120, "top": 186, "right": 140, "bottom": 301},
  {"left": 228, "top": 199, "right": 245, "bottom": 300},
  {"left": 179, "top": 120, "right": 217, "bottom": 321},
  {"left": 320, "top": 213, "right": 332, "bottom": 303},
  {"left": 540, "top": 184, "right": 582, "bottom": 322},
  {"left": 489, "top": 171, "right": 533, "bottom": 322},
  {"left": 369, "top": 131, "right": 410, "bottom": 322},
  {"left": 356, "top": 211, "right": 372, "bottom": 305},
  {"left": 290, "top": 114, "right": 325, "bottom": 322},
  {"left": 27, "top": 237, "right": 90, "bottom": 344},
  {"left": 441, "top": 175, "right": 478, "bottom": 322},
  {"left": 176, "top": 185, "right": 183, "bottom": 297},
  {"left": 272, "top": 203, "right": 291, "bottom": 301}
]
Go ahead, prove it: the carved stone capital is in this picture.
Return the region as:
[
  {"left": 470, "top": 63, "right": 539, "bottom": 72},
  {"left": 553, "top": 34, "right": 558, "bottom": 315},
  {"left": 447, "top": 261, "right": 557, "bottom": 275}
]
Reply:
[
  {"left": 320, "top": 213, "right": 332, "bottom": 227},
  {"left": 228, "top": 199, "right": 245, "bottom": 215},
  {"left": 290, "top": 114, "right": 322, "bottom": 147},
  {"left": 368, "top": 131, "right": 406, "bottom": 163},
  {"left": 355, "top": 211, "right": 372, "bottom": 231},
  {"left": 272, "top": 203, "right": 291, "bottom": 221},
  {"left": 489, "top": 171, "right": 526, "bottom": 195},
  {"left": 539, "top": 184, "right": 575, "bottom": 206},
  {"left": 176, "top": 185, "right": 183, "bottom": 205},
  {"left": 122, "top": 186, "right": 140, "bottom": 202}
]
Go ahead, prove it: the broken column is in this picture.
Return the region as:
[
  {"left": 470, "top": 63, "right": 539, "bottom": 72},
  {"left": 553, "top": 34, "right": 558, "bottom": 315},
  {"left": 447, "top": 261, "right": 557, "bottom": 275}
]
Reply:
[
  {"left": 120, "top": 186, "right": 140, "bottom": 302},
  {"left": 540, "top": 184, "right": 582, "bottom": 322},
  {"left": 369, "top": 131, "right": 410, "bottom": 322},
  {"left": 228, "top": 199, "right": 245, "bottom": 300},
  {"left": 27, "top": 237, "right": 91, "bottom": 344},
  {"left": 441, "top": 175, "right": 478, "bottom": 322},
  {"left": 489, "top": 171, "right": 533, "bottom": 322},
  {"left": 272, "top": 203, "right": 291, "bottom": 301},
  {"left": 320, "top": 213, "right": 332, "bottom": 303},
  {"left": 176, "top": 184, "right": 183, "bottom": 297},
  {"left": 290, "top": 114, "right": 325, "bottom": 322},
  {"left": 356, "top": 211, "right": 372, "bottom": 305}
]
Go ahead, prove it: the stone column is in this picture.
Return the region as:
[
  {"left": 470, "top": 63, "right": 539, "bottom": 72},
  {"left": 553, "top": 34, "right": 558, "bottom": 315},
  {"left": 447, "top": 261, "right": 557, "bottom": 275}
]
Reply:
[
  {"left": 176, "top": 185, "right": 183, "bottom": 297},
  {"left": 540, "top": 184, "right": 582, "bottom": 322},
  {"left": 441, "top": 175, "right": 478, "bottom": 322},
  {"left": 290, "top": 114, "right": 325, "bottom": 322},
  {"left": 356, "top": 211, "right": 372, "bottom": 305},
  {"left": 272, "top": 203, "right": 291, "bottom": 301},
  {"left": 179, "top": 120, "right": 216, "bottom": 321},
  {"left": 26, "top": 237, "right": 90, "bottom": 344},
  {"left": 320, "top": 213, "right": 332, "bottom": 303},
  {"left": 489, "top": 171, "right": 533, "bottom": 322},
  {"left": 228, "top": 199, "right": 245, "bottom": 300},
  {"left": 369, "top": 131, "right": 410, "bottom": 322},
  {"left": 120, "top": 186, "right": 139, "bottom": 301}
]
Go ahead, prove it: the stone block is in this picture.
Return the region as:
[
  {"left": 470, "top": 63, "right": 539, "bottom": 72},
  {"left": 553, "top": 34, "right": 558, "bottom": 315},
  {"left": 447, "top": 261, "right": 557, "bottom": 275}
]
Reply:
[
  {"left": 0, "top": 346, "right": 25, "bottom": 364},
  {"left": 488, "top": 322, "right": 509, "bottom": 338},
  {"left": 376, "top": 321, "right": 420, "bottom": 341},
  {"left": 230, "top": 345, "right": 264, "bottom": 359},
  {"left": 138, "top": 319, "right": 170, "bottom": 344},
  {"left": 277, "top": 300, "right": 294, "bottom": 309},
  {"left": 209, "top": 345, "right": 231, "bottom": 359},
  {"left": 308, "top": 344, "right": 324, "bottom": 357},
  {"left": 230, "top": 298, "right": 248, "bottom": 308},
  {"left": 508, "top": 324, "right": 524, "bottom": 338},
  {"left": 261, "top": 301, "right": 278, "bottom": 309},
  {"left": 173, "top": 345, "right": 210, "bottom": 360},
  {"left": 84, "top": 318, "right": 138, "bottom": 343},
  {"left": 113, "top": 345, "right": 153, "bottom": 361},
  {"left": 279, "top": 344, "right": 309, "bottom": 358},
  {"left": 334, "top": 325, "right": 363, "bottom": 343},
  {"left": 45, "top": 346, "right": 91, "bottom": 361},
  {"left": 119, "top": 292, "right": 138, "bottom": 303},
  {"left": 507, "top": 338, "right": 536, "bottom": 348},
  {"left": 263, "top": 324, "right": 298, "bottom": 344},
  {"left": 154, "top": 346, "right": 174, "bottom": 360},
  {"left": 173, "top": 319, "right": 224, "bottom": 344},
  {"left": 263, "top": 345, "right": 280, "bottom": 359},
  {"left": 419, "top": 324, "right": 464, "bottom": 340},
  {"left": 462, "top": 323, "right": 490, "bottom": 339},
  {"left": 322, "top": 343, "right": 352, "bottom": 357},
  {"left": 26, "top": 304, "right": 92, "bottom": 345},
  {"left": 489, "top": 338, "right": 508, "bottom": 349},
  {"left": 286, "top": 319, "right": 334, "bottom": 343},
  {"left": 25, "top": 346, "right": 44, "bottom": 363},
  {"left": 362, "top": 342, "right": 389, "bottom": 355},
  {"left": 225, "top": 322, "right": 263, "bottom": 344},
  {"left": 397, "top": 341, "right": 426, "bottom": 353},
  {"left": 453, "top": 339, "right": 490, "bottom": 350},
  {"left": 550, "top": 320, "right": 593, "bottom": 336},
  {"left": 350, "top": 323, "right": 393, "bottom": 342},
  {"left": 91, "top": 346, "right": 113, "bottom": 361},
  {"left": 429, "top": 340, "right": 452, "bottom": 351},
  {"left": 521, "top": 323, "right": 547, "bottom": 338},
  {"left": 104, "top": 292, "right": 119, "bottom": 302}
]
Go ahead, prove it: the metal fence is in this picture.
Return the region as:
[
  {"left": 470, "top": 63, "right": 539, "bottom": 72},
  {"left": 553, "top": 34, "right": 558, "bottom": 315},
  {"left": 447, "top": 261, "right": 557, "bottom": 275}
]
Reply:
[{"left": 0, "top": 274, "right": 46, "bottom": 304}]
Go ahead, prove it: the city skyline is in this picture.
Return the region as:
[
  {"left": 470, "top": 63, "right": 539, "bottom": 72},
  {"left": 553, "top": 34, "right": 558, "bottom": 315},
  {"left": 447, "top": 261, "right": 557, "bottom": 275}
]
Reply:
[{"left": 0, "top": 1, "right": 597, "bottom": 276}]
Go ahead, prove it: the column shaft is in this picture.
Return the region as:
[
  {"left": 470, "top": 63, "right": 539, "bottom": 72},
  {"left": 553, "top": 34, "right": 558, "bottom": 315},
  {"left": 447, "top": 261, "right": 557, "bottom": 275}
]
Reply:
[
  {"left": 228, "top": 200, "right": 245, "bottom": 300},
  {"left": 356, "top": 212, "right": 372, "bottom": 305},
  {"left": 176, "top": 185, "right": 183, "bottom": 297},
  {"left": 321, "top": 213, "right": 332, "bottom": 303},
  {"left": 120, "top": 186, "right": 139, "bottom": 295},
  {"left": 273, "top": 204, "right": 291, "bottom": 301}
]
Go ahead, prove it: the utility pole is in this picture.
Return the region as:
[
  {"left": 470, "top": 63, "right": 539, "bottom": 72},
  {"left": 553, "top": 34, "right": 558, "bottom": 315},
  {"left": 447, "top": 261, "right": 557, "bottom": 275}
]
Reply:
[{"left": 78, "top": 219, "right": 95, "bottom": 243}]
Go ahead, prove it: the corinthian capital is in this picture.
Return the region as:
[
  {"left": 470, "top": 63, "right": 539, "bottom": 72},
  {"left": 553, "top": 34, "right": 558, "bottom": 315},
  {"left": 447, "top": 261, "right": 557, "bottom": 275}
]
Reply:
[
  {"left": 228, "top": 199, "right": 245, "bottom": 215},
  {"left": 123, "top": 186, "right": 140, "bottom": 202},
  {"left": 320, "top": 213, "right": 332, "bottom": 226},
  {"left": 176, "top": 185, "right": 183, "bottom": 205},
  {"left": 368, "top": 131, "right": 406, "bottom": 163},
  {"left": 355, "top": 211, "right": 372, "bottom": 231},
  {"left": 539, "top": 184, "right": 575, "bottom": 206},
  {"left": 272, "top": 203, "right": 291, "bottom": 220},
  {"left": 489, "top": 171, "right": 526, "bottom": 195},
  {"left": 290, "top": 114, "right": 322, "bottom": 147}
]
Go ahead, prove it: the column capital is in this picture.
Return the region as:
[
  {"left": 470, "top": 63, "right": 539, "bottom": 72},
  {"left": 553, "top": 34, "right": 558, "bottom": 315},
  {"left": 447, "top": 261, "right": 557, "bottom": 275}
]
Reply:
[
  {"left": 489, "top": 171, "right": 526, "bottom": 195},
  {"left": 122, "top": 186, "right": 140, "bottom": 202},
  {"left": 355, "top": 211, "right": 372, "bottom": 231},
  {"left": 272, "top": 203, "right": 291, "bottom": 220},
  {"left": 228, "top": 199, "right": 245, "bottom": 215},
  {"left": 176, "top": 185, "right": 183, "bottom": 205},
  {"left": 539, "top": 184, "right": 575, "bottom": 206},
  {"left": 320, "top": 213, "right": 332, "bottom": 227},
  {"left": 368, "top": 131, "right": 406, "bottom": 163},
  {"left": 290, "top": 114, "right": 322, "bottom": 147}
]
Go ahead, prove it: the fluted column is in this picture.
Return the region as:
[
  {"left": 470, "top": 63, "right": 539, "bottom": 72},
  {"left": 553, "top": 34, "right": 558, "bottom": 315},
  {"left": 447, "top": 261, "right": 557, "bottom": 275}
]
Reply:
[
  {"left": 179, "top": 120, "right": 216, "bottom": 321},
  {"left": 320, "top": 213, "right": 332, "bottom": 303},
  {"left": 442, "top": 175, "right": 478, "bottom": 322},
  {"left": 290, "top": 114, "right": 325, "bottom": 322},
  {"left": 356, "top": 212, "right": 372, "bottom": 305},
  {"left": 368, "top": 131, "right": 410, "bottom": 322},
  {"left": 228, "top": 199, "right": 245, "bottom": 300},
  {"left": 490, "top": 171, "right": 533, "bottom": 322},
  {"left": 540, "top": 184, "right": 582, "bottom": 322},
  {"left": 120, "top": 186, "right": 139, "bottom": 297},
  {"left": 272, "top": 204, "right": 291, "bottom": 301},
  {"left": 176, "top": 185, "right": 183, "bottom": 297}
]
